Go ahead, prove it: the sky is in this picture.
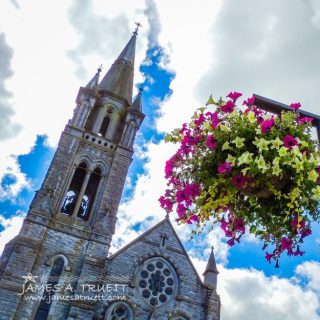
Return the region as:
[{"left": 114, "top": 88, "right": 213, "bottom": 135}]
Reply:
[{"left": 0, "top": 0, "right": 320, "bottom": 319}]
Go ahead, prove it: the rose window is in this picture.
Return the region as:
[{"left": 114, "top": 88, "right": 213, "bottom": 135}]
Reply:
[{"left": 137, "top": 257, "right": 177, "bottom": 307}]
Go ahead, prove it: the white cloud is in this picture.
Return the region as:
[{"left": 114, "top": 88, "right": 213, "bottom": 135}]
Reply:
[
  {"left": 191, "top": 255, "right": 320, "bottom": 320},
  {"left": 218, "top": 265, "right": 320, "bottom": 320},
  {"left": 0, "top": 212, "right": 25, "bottom": 254},
  {"left": 295, "top": 261, "right": 320, "bottom": 296}
]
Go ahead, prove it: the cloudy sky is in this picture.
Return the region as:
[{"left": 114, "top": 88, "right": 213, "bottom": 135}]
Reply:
[{"left": 1, "top": 0, "right": 320, "bottom": 318}]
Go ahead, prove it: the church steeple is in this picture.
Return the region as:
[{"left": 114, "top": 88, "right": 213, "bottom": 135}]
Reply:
[
  {"left": 132, "top": 87, "right": 143, "bottom": 112},
  {"left": 98, "top": 26, "right": 139, "bottom": 105},
  {"left": 85, "top": 65, "right": 102, "bottom": 90},
  {"left": 203, "top": 246, "right": 219, "bottom": 290}
]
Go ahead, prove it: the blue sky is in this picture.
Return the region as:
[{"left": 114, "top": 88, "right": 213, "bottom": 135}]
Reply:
[{"left": 1, "top": 1, "right": 320, "bottom": 319}]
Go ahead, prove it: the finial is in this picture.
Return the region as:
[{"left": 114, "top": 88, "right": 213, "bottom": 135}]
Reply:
[
  {"left": 133, "top": 22, "right": 142, "bottom": 36},
  {"left": 211, "top": 245, "right": 214, "bottom": 252},
  {"left": 165, "top": 212, "right": 169, "bottom": 219},
  {"left": 97, "top": 64, "right": 103, "bottom": 74},
  {"left": 138, "top": 86, "right": 144, "bottom": 93}
]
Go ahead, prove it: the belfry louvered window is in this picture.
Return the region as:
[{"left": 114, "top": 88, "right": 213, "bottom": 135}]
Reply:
[
  {"left": 77, "top": 167, "right": 101, "bottom": 221},
  {"left": 61, "top": 162, "right": 87, "bottom": 216}
]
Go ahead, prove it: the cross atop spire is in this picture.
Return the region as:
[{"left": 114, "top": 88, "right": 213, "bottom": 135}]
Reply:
[
  {"left": 203, "top": 246, "right": 219, "bottom": 275},
  {"left": 133, "top": 22, "right": 142, "bottom": 36}
]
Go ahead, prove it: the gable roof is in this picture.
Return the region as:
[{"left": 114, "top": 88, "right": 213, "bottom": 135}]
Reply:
[{"left": 109, "top": 216, "right": 205, "bottom": 285}]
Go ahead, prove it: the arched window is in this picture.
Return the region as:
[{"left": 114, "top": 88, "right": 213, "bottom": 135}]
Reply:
[
  {"left": 61, "top": 162, "right": 87, "bottom": 215},
  {"left": 105, "top": 302, "right": 133, "bottom": 320},
  {"left": 35, "top": 257, "right": 64, "bottom": 320},
  {"left": 77, "top": 167, "right": 101, "bottom": 221},
  {"left": 99, "top": 116, "right": 110, "bottom": 137}
]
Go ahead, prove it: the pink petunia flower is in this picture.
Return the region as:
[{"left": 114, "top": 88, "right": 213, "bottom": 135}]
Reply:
[
  {"left": 293, "top": 245, "right": 305, "bottom": 256},
  {"left": 232, "top": 174, "right": 247, "bottom": 188},
  {"left": 177, "top": 203, "right": 188, "bottom": 218},
  {"left": 221, "top": 100, "right": 235, "bottom": 113},
  {"left": 227, "top": 238, "right": 235, "bottom": 246},
  {"left": 159, "top": 196, "right": 173, "bottom": 212},
  {"left": 185, "top": 214, "right": 199, "bottom": 224},
  {"left": 195, "top": 113, "right": 205, "bottom": 126},
  {"left": 261, "top": 117, "right": 275, "bottom": 134},
  {"left": 290, "top": 102, "right": 301, "bottom": 111},
  {"left": 252, "top": 107, "right": 263, "bottom": 116},
  {"left": 297, "top": 116, "right": 313, "bottom": 124},
  {"left": 283, "top": 135, "right": 299, "bottom": 149},
  {"left": 281, "top": 237, "right": 293, "bottom": 254},
  {"left": 227, "top": 91, "right": 242, "bottom": 102},
  {"left": 234, "top": 218, "right": 245, "bottom": 233},
  {"left": 211, "top": 111, "right": 220, "bottom": 129},
  {"left": 243, "top": 96, "right": 255, "bottom": 106},
  {"left": 218, "top": 162, "right": 233, "bottom": 174},
  {"left": 265, "top": 252, "right": 274, "bottom": 263},
  {"left": 207, "top": 134, "right": 217, "bottom": 149}
]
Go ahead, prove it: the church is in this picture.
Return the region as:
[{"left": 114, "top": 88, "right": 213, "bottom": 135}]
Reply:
[{"left": 0, "top": 27, "right": 221, "bottom": 320}]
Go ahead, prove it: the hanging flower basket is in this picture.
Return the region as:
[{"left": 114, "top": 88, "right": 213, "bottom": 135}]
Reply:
[{"left": 159, "top": 92, "right": 320, "bottom": 267}]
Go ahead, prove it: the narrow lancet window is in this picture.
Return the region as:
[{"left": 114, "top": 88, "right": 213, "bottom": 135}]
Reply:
[
  {"left": 34, "top": 257, "right": 64, "bottom": 320},
  {"left": 61, "top": 162, "right": 87, "bottom": 215},
  {"left": 99, "top": 116, "right": 110, "bottom": 136},
  {"left": 77, "top": 167, "right": 101, "bottom": 221}
]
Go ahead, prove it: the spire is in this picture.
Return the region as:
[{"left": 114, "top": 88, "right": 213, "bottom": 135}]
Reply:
[
  {"left": 204, "top": 246, "right": 219, "bottom": 275},
  {"left": 131, "top": 87, "right": 143, "bottom": 112},
  {"left": 203, "top": 246, "right": 219, "bottom": 290},
  {"left": 99, "top": 24, "right": 141, "bottom": 104},
  {"left": 86, "top": 65, "right": 102, "bottom": 90}
]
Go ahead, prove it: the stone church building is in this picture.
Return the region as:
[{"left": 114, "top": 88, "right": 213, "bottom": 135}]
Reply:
[{"left": 0, "top": 28, "right": 221, "bottom": 320}]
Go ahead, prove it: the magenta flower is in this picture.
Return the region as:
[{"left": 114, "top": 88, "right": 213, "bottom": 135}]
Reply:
[
  {"left": 293, "top": 245, "right": 305, "bottom": 256},
  {"left": 176, "top": 183, "right": 200, "bottom": 206},
  {"left": 227, "top": 91, "right": 242, "bottom": 102},
  {"left": 180, "top": 123, "right": 189, "bottom": 134},
  {"left": 211, "top": 111, "right": 220, "bottom": 129},
  {"left": 291, "top": 217, "right": 306, "bottom": 233},
  {"left": 159, "top": 196, "right": 173, "bottom": 212},
  {"left": 185, "top": 214, "right": 199, "bottom": 224},
  {"left": 256, "top": 116, "right": 264, "bottom": 124},
  {"left": 195, "top": 113, "right": 205, "bottom": 126},
  {"left": 218, "top": 162, "right": 233, "bottom": 174},
  {"left": 281, "top": 237, "right": 293, "bottom": 254},
  {"left": 243, "top": 96, "right": 255, "bottom": 106},
  {"left": 165, "top": 160, "right": 174, "bottom": 178},
  {"left": 299, "top": 227, "right": 312, "bottom": 242},
  {"left": 206, "top": 134, "right": 217, "bottom": 149},
  {"left": 261, "top": 117, "right": 274, "bottom": 134},
  {"left": 252, "top": 107, "right": 263, "bottom": 116},
  {"left": 221, "top": 100, "right": 235, "bottom": 113},
  {"left": 176, "top": 189, "right": 188, "bottom": 203},
  {"left": 234, "top": 218, "right": 245, "bottom": 233},
  {"left": 177, "top": 203, "right": 187, "bottom": 218},
  {"left": 297, "top": 116, "right": 313, "bottom": 124},
  {"left": 227, "top": 238, "right": 235, "bottom": 246},
  {"left": 283, "top": 135, "right": 299, "bottom": 149},
  {"left": 290, "top": 102, "right": 301, "bottom": 111},
  {"left": 220, "top": 217, "right": 228, "bottom": 233},
  {"left": 232, "top": 174, "right": 247, "bottom": 188},
  {"left": 265, "top": 252, "right": 274, "bottom": 263}
]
